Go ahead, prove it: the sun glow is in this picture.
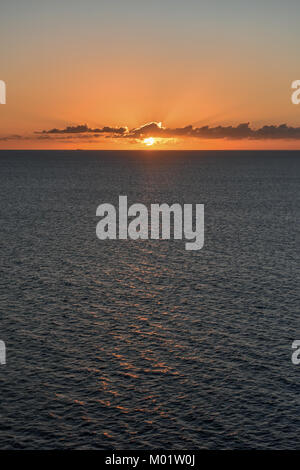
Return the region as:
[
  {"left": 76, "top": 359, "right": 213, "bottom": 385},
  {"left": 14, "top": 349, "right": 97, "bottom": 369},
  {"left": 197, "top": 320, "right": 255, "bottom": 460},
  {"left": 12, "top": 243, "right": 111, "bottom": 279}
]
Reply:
[{"left": 143, "top": 137, "right": 155, "bottom": 146}]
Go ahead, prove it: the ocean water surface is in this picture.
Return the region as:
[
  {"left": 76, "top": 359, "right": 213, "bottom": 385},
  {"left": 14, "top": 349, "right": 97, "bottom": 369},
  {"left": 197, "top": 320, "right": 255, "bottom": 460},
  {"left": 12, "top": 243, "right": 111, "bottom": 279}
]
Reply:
[{"left": 0, "top": 150, "right": 299, "bottom": 449}]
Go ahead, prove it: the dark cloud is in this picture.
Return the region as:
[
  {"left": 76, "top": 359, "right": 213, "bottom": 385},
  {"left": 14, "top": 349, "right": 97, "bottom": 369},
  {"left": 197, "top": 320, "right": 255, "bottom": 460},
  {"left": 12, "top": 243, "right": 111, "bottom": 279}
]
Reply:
[
  {"left": 37, "top": 124, "right": 128, "bottom": 135},
  {"left": 118, "top": 121, "right": 300, "bottom": 140},
  {"left": 128, "top": 122, "right": 164, "bottom": 137},
  {"left": 253, "top": 124, "right": 300, "bottom": 139},
  {"left": 126, "top": 122, "right": 300, "bottom": 140}
]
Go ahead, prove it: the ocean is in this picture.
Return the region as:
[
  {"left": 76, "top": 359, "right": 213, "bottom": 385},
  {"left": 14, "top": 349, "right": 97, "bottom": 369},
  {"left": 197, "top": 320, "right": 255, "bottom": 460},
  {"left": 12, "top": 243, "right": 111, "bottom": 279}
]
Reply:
[{"left": 0, "top": 150, "right": 299, "bottom": 449}]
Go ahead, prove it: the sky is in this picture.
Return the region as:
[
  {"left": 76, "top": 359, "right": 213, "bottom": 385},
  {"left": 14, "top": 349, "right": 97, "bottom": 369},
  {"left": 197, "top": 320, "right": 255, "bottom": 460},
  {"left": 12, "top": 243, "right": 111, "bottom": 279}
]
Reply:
[{"left": 1, "top": 0, "right": 300, "bottom": 149}]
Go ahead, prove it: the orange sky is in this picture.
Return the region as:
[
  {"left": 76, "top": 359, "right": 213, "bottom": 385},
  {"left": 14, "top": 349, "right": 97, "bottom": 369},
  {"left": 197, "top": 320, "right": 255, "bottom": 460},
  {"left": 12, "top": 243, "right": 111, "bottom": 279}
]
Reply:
[{"left": 1, "top": 1, "right": 300, "bottom": 150}]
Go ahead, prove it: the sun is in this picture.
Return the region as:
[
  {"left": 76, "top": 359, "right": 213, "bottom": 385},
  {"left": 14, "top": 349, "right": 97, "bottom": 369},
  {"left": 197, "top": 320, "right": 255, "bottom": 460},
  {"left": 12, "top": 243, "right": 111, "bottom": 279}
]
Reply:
[{"left": 143, "top": 137, "right": 155, "bottom": 146}]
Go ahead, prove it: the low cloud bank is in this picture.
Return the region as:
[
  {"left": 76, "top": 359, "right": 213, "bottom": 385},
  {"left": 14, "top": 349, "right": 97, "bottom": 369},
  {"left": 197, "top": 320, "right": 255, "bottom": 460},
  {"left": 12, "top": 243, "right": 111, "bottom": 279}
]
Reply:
[
  {"left": 38, "top": 121, "right": 300, "bottom": 140},
  {"left": 3, "top": 121, "right": 300, "bottom": 142}
]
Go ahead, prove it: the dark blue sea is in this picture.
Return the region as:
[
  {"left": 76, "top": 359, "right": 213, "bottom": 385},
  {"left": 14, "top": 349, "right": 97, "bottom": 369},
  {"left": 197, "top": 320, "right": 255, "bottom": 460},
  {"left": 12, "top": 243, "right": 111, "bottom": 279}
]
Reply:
[{"left": 0, "top": 150, "right": 299, "bottom": 449}]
